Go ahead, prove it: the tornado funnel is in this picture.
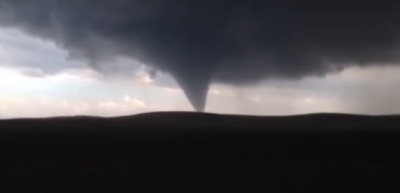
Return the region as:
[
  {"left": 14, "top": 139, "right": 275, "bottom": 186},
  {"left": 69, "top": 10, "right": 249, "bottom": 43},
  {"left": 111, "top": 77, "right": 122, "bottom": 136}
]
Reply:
[{"left": 172, "top": 71, "right": 211, "bottom": 112}]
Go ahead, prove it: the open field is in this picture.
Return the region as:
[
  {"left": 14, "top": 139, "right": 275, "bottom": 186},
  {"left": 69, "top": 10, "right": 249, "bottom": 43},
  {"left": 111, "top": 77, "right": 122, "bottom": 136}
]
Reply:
[{"left": 1, "top": 112, "right": 399, "bottom": 192}]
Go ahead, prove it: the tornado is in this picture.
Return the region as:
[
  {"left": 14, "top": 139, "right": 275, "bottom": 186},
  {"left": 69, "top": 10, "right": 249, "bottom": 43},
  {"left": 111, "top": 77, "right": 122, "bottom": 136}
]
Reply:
[{"left": 171, "top": 70, "right": 211, "bottom": 112}]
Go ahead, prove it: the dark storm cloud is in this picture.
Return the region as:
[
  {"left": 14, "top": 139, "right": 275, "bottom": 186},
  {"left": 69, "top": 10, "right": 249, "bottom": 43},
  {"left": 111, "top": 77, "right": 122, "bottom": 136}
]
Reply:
[{"left": 0, "top": 0, "right": 400, "bottom": 111}]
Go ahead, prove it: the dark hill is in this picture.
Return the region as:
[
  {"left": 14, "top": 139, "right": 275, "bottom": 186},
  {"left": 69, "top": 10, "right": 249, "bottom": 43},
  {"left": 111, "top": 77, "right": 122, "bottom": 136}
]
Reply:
[{"left": 1, "top": 112, "right": 400, "bottom": 192}]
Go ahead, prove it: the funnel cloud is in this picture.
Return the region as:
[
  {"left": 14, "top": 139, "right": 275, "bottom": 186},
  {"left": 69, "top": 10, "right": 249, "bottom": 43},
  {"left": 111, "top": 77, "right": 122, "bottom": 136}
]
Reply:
[{"left": 0, "top": 0, "right": 400, "bottom": 111}]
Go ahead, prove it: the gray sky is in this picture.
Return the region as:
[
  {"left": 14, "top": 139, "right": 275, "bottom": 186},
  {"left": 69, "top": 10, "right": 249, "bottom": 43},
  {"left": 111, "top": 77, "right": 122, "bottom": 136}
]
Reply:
[
  {"left": 1, "top": 1, "right": 400, "bottom": 114},
  {"left": 1, "top": 26, "right": 400, "bottom": 118},
  {"left": 1, "top": 0, "right": 400, "bottom": 117}
]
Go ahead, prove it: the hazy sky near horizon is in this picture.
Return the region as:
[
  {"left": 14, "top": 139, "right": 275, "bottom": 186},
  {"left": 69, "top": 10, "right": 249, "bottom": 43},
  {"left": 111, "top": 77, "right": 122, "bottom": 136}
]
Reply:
[{"left": 1, "top": 26, "right": 400, "bottom": 118}]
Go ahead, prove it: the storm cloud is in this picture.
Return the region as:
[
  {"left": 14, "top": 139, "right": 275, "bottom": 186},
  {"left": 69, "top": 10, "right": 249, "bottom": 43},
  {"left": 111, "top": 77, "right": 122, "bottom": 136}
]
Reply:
[{"left": 0, "top": 0, "right": 400, "bottom": 111}]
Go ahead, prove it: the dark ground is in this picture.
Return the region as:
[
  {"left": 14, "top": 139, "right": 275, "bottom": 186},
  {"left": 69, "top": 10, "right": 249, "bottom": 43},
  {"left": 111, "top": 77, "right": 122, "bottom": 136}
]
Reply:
[{"left": 1, "top": 112, "right": 400, "bottom": 192}]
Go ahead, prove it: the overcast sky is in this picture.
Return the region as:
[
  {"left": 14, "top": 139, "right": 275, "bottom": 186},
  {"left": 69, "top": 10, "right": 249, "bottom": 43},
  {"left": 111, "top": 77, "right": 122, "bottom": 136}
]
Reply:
[{"left": 1, "top": 26, "right": 400, "bottom": 118}]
